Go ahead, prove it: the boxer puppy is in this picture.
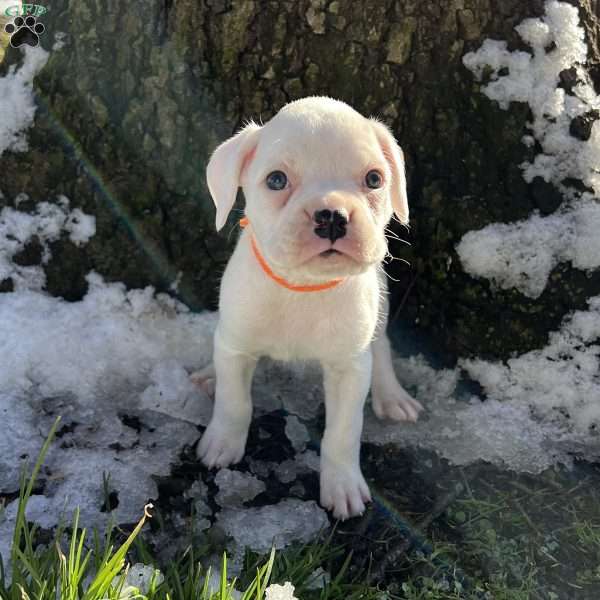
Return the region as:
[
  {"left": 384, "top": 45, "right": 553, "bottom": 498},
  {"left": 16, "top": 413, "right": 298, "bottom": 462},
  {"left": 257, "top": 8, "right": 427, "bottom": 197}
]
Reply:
[{"left": 193, "top": 96, "right": 422, "bottom": 519}]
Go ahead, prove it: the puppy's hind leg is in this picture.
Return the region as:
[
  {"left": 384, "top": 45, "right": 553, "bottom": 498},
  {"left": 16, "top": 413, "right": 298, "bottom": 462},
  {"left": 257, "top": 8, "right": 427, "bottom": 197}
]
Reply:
[
  {"left": 197, "top": 328, "right": 257, "bottom": 469},
  {"left": 370, "top": 277, "right": 423, "bottom": 422},
  {"left": 190, "top": 363, "right": 216, "bottom": 398}
]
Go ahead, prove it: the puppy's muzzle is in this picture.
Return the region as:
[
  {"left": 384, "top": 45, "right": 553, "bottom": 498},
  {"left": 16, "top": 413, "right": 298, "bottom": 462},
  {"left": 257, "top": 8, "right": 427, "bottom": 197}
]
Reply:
[{"left": 314, "top": 209, "right": 348, "bottom": 243}]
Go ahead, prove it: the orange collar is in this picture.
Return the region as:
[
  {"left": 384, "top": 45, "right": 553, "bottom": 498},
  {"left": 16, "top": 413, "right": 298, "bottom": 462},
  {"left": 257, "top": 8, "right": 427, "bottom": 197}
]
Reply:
[{"left": 239, "top": 217, "right": 345, "bottom": 292}]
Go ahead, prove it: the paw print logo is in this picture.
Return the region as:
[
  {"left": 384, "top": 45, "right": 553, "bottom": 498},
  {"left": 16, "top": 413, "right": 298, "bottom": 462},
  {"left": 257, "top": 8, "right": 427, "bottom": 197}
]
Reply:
[{"left": 4, "top": 15, "right": 45, "bottom": 48}]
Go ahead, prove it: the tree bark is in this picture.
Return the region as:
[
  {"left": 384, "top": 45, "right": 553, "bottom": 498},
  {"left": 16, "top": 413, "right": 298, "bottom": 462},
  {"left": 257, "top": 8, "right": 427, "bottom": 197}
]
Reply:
[{"left": 0, "top": 0, "right": 598, "bottom": 361}]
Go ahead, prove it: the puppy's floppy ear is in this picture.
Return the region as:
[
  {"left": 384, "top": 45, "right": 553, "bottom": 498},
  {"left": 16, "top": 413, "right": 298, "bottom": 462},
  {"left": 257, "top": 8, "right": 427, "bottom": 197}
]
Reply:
[
  {"left": 370, "top": 119, "right": 409, "bottom": 225},
  {"left": 206, "top": 121, "right": 261, "bottom": 231}
]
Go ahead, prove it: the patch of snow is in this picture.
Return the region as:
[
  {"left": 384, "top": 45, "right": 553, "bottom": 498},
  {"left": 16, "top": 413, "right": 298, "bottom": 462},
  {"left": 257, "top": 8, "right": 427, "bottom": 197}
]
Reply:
[
  {"left": 0, "top": 415, "right": 200, "bottom": 535},
  {"left": 265, "top": 582, "right": 299, "bottom": 600},
  {"left": 273, "top": 461, "right": 301, "bottom": 484},
  {"left": 284, "top": 415, "right": 310, "bottom": 452},
  {"left": 140, "top": 359, "right": 212, "bottom": 425},
  {"left": 169, "top": 270, "right": 183, "bottom": 292},
  {"left": 295, "top": 449, "right": 320, "bottom": 471},
  {"left": 217, "top": 499, "right": 329, "bottom": 555},
  {"left": 0, "top": 272, "right": 216, "bottom": 404},
  {"left": 184, "top": 479, "right": 209, "bottom": 501},
  {"left": 253, "top": 360, "right": 323, "bottom": 418},
  {"left": 0, "top": 45, "right": 48, "bottom": 156},
  {"left": 182, "top": 481, "right": 213, "bottom": 523},
  {"left": 364, "top": 352, "right": 600, "bottom": 474},
  {"left": 289, "top": 481, "right": 305, "bottom": 497},
  {"left": 214, "top": 469, "right": 266, "bottom": 507},
  {"left": 462, "top": 295, "right": 600, "bottom": 434},
  {"left": 63, "top": 206, "right": 96, "bottom": 246},
  {"left": 248, "top": 458, "right": 276, "bottom": 478},
  {"left": 184, "top": 478, "right": 212, "bottom": 523},
  {"left": 0, "top": 391, "right": 43, "bottom": 492},
  {"left": 460, "top": 1, "right": 600, "bottom": 296},
  {"left": 249, "top": 449, "right": 320, "bottom": 485},
  {"left": 463, "top": 1, "right": 595, "bottom": 188},
  {"left": 0, "top": 196, "right": 96, "bottom": 290},
  {"left": 0, "top": 267, "right": 219, "bottom": 563},
  {"left": 456, "top": 199, "right": 600, "bottom": 297},
  {"left": 274, "top": 450, "right": 320, "bottom": 484}
]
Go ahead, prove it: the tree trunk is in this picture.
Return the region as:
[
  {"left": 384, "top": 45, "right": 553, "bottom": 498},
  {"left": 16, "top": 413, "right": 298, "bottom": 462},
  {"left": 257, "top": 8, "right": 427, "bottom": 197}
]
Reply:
[{"left": 0, "top": 0, "right": 598, "bottom": 361}]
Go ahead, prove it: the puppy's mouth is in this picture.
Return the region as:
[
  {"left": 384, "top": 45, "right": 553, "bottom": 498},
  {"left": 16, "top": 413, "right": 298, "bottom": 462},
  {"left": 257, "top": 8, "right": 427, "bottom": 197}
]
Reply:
[{"left": 319, "top": 249, "right": 342, "bottom": 258}]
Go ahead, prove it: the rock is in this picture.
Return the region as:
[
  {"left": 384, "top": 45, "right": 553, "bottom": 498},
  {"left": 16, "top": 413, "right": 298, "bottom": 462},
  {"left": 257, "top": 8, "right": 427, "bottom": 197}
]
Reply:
[{"left": 569, "top": 110, "right": 599, "bottom": 142}]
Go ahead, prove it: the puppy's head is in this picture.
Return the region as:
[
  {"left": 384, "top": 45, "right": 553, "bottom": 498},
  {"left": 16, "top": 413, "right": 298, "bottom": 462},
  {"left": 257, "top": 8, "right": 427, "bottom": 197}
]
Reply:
[{"left": 207, "top": 97, "right": 408, "bottom": 281}]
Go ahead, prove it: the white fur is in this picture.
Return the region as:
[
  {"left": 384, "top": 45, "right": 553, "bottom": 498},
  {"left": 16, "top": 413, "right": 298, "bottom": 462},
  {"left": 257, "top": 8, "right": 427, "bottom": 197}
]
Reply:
[{"left": 193, "top": 97, "right": 423, "bottom": 520}]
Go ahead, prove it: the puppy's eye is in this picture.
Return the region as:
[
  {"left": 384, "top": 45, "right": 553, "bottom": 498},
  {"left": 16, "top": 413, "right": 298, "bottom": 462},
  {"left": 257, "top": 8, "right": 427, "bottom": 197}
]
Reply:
[
  {"left": 266, "top": 171, "right": 288, "bottom": 191},
  {"left": 365, "top": 170, "right": 384, "bottom": 189}
]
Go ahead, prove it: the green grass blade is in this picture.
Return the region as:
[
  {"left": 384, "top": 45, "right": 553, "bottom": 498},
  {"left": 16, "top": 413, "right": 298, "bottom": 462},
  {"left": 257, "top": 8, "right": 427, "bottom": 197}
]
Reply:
[{"left": 82, "top": 503, "right": 153, "bottom": 600}]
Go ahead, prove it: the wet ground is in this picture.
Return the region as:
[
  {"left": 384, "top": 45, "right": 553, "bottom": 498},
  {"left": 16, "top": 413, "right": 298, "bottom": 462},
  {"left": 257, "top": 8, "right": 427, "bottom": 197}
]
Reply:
[{"left": 148, "top": 406, "right": 600, "bottom": 599}]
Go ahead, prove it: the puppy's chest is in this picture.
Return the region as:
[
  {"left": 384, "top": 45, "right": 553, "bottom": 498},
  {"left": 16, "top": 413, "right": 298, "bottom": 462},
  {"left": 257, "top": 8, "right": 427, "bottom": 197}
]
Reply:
[
  {"left": 219, "top": 239, "right": 381, "bottom": 361},
  {"left": 245, "top": 282, "right": 379, "bottom": 361}
]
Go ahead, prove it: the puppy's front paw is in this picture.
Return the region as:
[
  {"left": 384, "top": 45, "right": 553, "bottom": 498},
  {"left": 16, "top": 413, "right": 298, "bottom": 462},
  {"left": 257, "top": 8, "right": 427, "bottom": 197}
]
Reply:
[
  {"left": 320, "top": 461, "right": 371, "bottom": 520},
  {"left": 197, "top": 419, "right": 248, "bottom": 469},
  {"left": 371, "top": 379, "right": 423, "bottom": 423}
]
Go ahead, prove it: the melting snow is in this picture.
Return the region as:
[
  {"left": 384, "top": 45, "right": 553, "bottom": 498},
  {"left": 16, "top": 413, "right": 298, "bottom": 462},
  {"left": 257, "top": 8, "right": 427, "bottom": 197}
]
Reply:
[
  {"left": 462, "top": 296, "right": 600, "bottom": 433},
  {"left": 140, "top": 359, "right": 212, "bottom": 425},
  {"left": 459, "top": 1, "right": 600, "bottom": 296},
  {"left": 217, "top": 499, "right": 329, "bottom": 555},
  {"left": 0, "top": 274, "right": 215, "bottom": 414},
  {"left": 365, "top": 345, "right": 600, "bottom": 473},
  {"left": 0, "top": 196, "right": 96, "bottom": 290},
  {"left": 215, "top": 468, "right": 266, "bottom": 507},
  {"left": 0, "top": 199, "right": 218, "bottom": 542},
  {"left": 273, "top": 450, "right": 320, "bottom": 484},
  {"left": 440, "top": 0, "right": 600, "bottom": 455},
  {"left": 0, "top": 46, "right": 48, "bottom": 155},
  {"left": 462, "top": 1, "right": 596, "bottom": 189},
  {"left": 456, "top": 199, "right": 600, "bottom": 298},
  {"left": 284, "top": 415, "right": 310, "bottom": 452}
]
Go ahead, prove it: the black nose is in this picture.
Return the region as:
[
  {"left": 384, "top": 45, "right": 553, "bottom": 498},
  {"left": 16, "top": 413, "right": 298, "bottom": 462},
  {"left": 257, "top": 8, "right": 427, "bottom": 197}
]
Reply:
[{"left": 314, "top": 209, "right": 348, "bottom": 243}]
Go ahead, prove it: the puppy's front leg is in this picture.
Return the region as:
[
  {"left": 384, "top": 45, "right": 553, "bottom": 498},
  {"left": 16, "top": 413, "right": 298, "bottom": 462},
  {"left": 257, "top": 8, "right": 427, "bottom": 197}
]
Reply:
[
  {"left": 320, "top": 350, "right": 373, "bottom": 520},
  {"left": 197, "top": 328, "right": 257, "bottom": 469}
]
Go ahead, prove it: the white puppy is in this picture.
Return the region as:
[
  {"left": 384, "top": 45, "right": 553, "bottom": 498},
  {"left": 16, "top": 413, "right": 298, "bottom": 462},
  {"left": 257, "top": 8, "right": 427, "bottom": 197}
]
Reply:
[{"left": 193, "top": 97, "right": 423, "bottom": 520}]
